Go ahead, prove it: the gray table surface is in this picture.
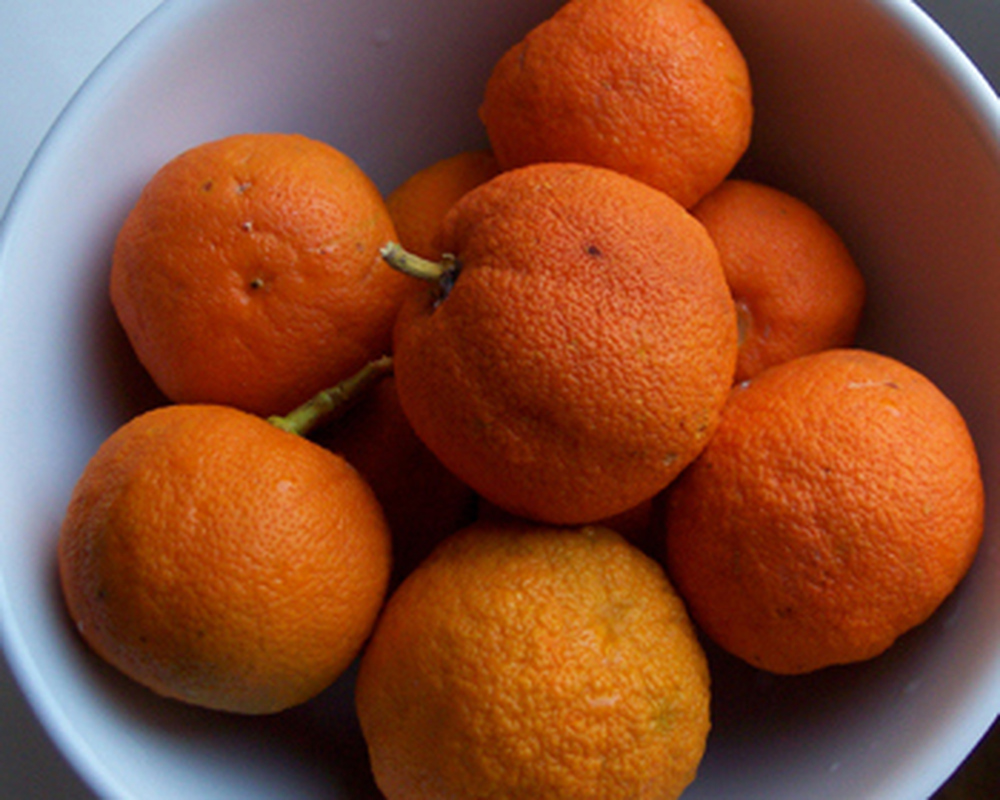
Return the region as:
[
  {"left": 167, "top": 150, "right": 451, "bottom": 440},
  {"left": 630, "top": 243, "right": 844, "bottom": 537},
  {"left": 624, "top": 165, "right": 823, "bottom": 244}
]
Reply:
[{"left": 1, "top": 0, "right": 998, "bottom": 797}]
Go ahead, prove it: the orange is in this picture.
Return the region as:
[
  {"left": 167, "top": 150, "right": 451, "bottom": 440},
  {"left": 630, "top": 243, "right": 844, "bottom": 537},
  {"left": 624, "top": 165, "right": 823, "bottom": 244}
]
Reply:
[
  {"left": 385, "top": 149, "right": 500, "bottom": 260},
  {"left": 599, "top": 494, "right": 663, "bottom": 556},
  {"left": 355, "top": 521, "right": 711, "bottom": 800},
  {"left": 110, "top": 132, "right": 414, "bottom": 418},
  {"left": 386, "top": 162, "right": 738, "bottom": 525},
  {"left": 313, "top": 373, "right": 478, "bottom": 583},
  {"left": 479, "top": 0, "right": 753, "bottom": 208},
  {"left": 57, "top": 403, "right": 392, "bottom": 714},
  {"left": 476, "top": 494, "right": 658, "bottom": 551},
  {"left": 692, "top": 179, "right": 867, "bottom": 382},
  {"left": 664, "top": 348, "right": 984, "bottom": 675}
]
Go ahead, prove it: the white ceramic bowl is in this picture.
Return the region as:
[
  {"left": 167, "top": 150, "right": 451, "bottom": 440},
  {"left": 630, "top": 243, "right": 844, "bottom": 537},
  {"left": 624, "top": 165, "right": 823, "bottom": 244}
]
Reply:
[{"left": 2, "top": 1, "right": 999, "bottom": 797}]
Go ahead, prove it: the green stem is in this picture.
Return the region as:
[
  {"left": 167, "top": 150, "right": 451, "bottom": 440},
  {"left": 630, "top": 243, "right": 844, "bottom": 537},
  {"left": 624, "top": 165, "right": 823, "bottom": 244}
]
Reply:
[
  {"left": 380, "top": 241, "right": 457, "bottom": 284},
  {"left": 267, "top": 355, "right": 393, "bottom": 437}
]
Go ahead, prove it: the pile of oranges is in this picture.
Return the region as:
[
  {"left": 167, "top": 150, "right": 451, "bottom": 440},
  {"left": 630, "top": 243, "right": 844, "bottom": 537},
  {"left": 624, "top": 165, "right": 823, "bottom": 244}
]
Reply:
[{"left": 57, "top": 0, "right": 984, "bottom": 797}]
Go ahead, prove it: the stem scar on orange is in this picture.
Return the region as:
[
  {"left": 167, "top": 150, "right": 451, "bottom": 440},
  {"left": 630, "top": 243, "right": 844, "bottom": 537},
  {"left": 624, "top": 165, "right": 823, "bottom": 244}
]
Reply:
[
  {"left": 692, "top": 179, "right": 867, "bottom": 382},
  {"left": 58, "top": 391, "right": 392, "bottom": 714},
  {"left": 384, "top": 162, "right": 738, "bottom": 525},
  {"left": 110, "top": 132, "right": 415, "bottom": 418},
  {"left": 664, "top": 348, "right": 985, "bottom": 675}
]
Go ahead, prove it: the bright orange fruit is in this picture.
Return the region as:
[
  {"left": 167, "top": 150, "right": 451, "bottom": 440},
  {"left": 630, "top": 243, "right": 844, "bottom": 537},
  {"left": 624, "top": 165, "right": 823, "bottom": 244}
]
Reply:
[
  {"left": 388, "top": 162, "right": 738, "bottom": 525},
  {"left": 111, "top": 132, "right": 414, "bottom": 417},
  {"left": 664, "top": 348, "right": 984, "bottom": 674},
  {"left": 356, "top": 521, "right": 711, "bottom": 800},
  {"left": 58, "top": 404, "right": 392, "bottom": 713},
  {"left": 386, "top": 149, "right": 500, "bottom": 261},
  {"left": 479, "top": 0, "right": 753, "bottom": 208},
  {"left": 692, "top": 179, "right": 866, "bottom": 382}
]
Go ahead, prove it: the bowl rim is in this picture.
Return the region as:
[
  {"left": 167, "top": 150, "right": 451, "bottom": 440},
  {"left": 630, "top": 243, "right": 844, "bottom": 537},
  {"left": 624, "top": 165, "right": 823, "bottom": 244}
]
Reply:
[
  {"left": 852, "top": 8, "right": 1000, "bottom": 791},
  {"left": 0, "top": 5, "right": 213, "bottom": 798},
  {"left": 900, "top": 0, "right": 1000, "bottom": 150}
]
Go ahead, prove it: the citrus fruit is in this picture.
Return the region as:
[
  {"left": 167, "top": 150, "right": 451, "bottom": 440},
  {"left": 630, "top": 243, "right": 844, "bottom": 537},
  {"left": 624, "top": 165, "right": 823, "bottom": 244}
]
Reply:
[
  {"left": 386, "top": 149, "right": 500, "bottom": 260},
  {"left": 355, "top": 521, "right": 711, "bottom": 800},
  {"left": 385, "top": 161, "right": 738, "bottom": 525},
  {"left": 110, "top": 132, "right": 413, "bottom": 418},
  {"left": 692, "top": 179, "right": 866, "bottom": 382},
  {"left": 313, "top": 372, "right": 478, "bottom": 583},
  {"left": 664, "top": 348, "right": 984, "bottom": 674},
  {"left": 476, "top": 494, "right": 658, "bottom": 551},
  {"left": 479, "top": 0, "right": 753, "bottom": 208},
  {"left": 58, "top": 403, "right": 392, "bottom": 714}
]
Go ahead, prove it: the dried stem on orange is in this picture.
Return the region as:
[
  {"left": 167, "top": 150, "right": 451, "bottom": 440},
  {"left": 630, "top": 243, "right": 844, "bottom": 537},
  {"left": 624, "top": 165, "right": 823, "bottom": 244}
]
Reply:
[
  {"left": 268, "top": 354, "right": 394, "bottom": 437},
  {"left": 380, "top": 241, "right": 460, "bottom": 293},
  {"left": 383, "top": 163, "right": 738, "bottom": 525}
]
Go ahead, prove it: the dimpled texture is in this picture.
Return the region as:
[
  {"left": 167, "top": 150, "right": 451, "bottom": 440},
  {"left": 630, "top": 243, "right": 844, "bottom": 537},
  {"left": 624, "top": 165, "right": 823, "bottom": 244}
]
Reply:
[
  {"left": 665, "top": 348, "right": 985, "bottom": 675},
  {"left": 692, "top": 179, "right": 866, "bottom": 382},
  {"left": 479, "top": 0, "right": 753, "bottom": 208},
  {"left": 386, "top": 149, "right": 501, "bottom": 260},
  {"left": 355, "top": 522, "right": 711, "bottom": 800},
  {"left": 111, "top": 132, "right": 414, "bottom": 418},
  {"left": 392, "top": 162, "right": 738, "bottom": 525},
  {"left": 313, "top": 375, "right": 478, "bottom": 584},
  {"left": 58, "top": 404, "right": 392, "bottom": 714}
]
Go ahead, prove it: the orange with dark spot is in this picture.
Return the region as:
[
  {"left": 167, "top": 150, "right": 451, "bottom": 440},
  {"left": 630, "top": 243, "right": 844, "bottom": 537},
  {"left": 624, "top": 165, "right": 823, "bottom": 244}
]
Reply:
[
  {"left": 111, "top": 132, "right": 413, "bottom": 417},
  {"left": 387, "top": 162, "right": 738, "bottom": 525}
]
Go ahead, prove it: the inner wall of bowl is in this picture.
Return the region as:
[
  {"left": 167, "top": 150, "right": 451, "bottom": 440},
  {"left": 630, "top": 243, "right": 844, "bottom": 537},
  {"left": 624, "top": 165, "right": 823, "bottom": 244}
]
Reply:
[
  {"left": 700, "top": 1, "right": 1000, "bottom": 798},
  {"left": 1, "top": 0, "right": 998, "bottom": 798}
]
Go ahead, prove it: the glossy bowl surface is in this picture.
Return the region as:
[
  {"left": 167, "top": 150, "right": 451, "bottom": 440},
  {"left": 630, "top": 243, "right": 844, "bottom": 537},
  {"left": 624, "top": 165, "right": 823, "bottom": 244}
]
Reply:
[{"left": 1, "top": 1, "right": 999, "bottom": 797}]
